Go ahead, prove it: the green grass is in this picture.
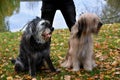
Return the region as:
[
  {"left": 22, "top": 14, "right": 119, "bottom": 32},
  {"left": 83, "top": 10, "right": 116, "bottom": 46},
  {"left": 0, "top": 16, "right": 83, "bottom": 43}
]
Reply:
[{"left": 0, "top": 23, "right": 120, "bottom": 80}]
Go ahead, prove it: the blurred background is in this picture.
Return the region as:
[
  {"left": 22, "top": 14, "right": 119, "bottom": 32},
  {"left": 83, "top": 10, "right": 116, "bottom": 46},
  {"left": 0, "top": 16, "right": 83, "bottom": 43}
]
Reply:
[{"left": 0, "top": 0, "right": 120, "bottom": 32}]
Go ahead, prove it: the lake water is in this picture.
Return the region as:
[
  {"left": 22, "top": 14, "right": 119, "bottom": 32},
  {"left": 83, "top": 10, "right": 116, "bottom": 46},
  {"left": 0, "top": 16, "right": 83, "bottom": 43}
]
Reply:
[{"left": 1, "top": 0, "right": 106, "bottom": 32}]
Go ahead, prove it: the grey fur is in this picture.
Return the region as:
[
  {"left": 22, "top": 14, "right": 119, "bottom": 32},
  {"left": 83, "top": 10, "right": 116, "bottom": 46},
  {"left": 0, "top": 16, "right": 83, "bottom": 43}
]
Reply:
[{"left": 11, "top": 17, "right": 56, "bottom": 77}]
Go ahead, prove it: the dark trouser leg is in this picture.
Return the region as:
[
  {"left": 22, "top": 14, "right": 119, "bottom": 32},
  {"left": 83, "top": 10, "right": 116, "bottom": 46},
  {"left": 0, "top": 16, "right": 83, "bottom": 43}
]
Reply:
[
  {"left": 60, "top": 3, "right": 76, "bottom": 31},
  {"left": 41, "top": 4, "right": 56, "bottom": 25}
]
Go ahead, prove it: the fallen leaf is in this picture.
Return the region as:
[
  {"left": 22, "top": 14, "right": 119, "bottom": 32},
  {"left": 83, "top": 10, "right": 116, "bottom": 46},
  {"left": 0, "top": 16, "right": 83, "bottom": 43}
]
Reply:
[
  {"left": 111, "top": 61, "right": 118, "bottom": 66},
  {"left": 87, "top": 77, "right": 94, "bottom": 80},
  {"left": 114, "top": 72, "right": 120, "bottom": 75},
  {"left": 7, "top": 76, "right": 13, "bottom": 80},
  {"left": 5, "top": 48, "right": 9, "bottom": 52},
  {"left": 64, "top": 75, "right": 71, "bottom": 80},
  {"left": 23, "top": 75, "right": 32, "bottom": 80},
  {"left": 32, "top": 78, "right": 37, "bottom": 80}
]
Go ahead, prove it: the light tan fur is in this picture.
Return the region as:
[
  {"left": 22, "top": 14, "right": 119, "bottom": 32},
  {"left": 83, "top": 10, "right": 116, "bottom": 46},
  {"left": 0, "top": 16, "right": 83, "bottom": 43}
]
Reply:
[{"left": 61, "top": 13, "right": 103, "bottom": 71}]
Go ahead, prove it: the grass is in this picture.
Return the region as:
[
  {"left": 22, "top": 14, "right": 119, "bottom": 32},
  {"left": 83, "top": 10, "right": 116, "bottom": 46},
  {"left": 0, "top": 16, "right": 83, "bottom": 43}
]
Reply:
[{"left": 0, "top": 23, "right": 120, "bottom": 80}]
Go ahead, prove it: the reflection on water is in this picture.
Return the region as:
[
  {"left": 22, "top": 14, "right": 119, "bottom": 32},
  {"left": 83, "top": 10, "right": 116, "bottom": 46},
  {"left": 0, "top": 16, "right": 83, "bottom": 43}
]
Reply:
[
  {"left": 0, "top": 0, "right": 19, "bottom": 32},
  {"left": 8, "top": 1, "right": 41, "bottom": 32},
  {"left": 0, "top": 0, "right": 120, "bottom": 32}
]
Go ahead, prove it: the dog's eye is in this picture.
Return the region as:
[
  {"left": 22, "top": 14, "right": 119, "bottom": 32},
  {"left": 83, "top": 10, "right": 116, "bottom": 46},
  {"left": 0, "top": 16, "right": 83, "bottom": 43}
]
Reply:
[
  {"left": 41, "top": 22, "right": 50, "bottom": 27},
  {"left": 41, "top": 22, "right": 45, "bottom": 25}
]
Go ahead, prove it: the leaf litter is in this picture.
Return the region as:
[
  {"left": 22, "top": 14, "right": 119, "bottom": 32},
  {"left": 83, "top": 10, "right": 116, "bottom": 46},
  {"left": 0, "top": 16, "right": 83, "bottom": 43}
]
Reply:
[{"left": 0, "top": 24, "right": 120, "bottom": 79}]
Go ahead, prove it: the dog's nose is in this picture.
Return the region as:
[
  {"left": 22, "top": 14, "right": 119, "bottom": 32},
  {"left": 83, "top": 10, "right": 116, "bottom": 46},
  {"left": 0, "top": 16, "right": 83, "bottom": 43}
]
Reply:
[
  {"left": 51, "top": 27, "right": 54, "bottom": 32},
  {"left": 98, "top": 22, "right": 103, "bottom": 28},
  {"left": 99, "top": 22, "right": 103, "bottom": 26}
]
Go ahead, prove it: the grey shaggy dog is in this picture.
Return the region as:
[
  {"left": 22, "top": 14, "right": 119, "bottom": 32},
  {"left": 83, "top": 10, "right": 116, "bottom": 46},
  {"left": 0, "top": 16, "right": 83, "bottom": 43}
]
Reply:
[
  {"left": 61, "top": 13, "right": 103, "bottom": 71},
  {"left": 11, "top": 17, "right": 57, "bottom": 77}
]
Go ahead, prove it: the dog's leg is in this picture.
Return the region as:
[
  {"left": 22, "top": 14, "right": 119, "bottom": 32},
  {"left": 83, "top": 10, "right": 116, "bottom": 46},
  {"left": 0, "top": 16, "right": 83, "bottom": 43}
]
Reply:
[
  {"left": 72, "top": 54, "right": 80, "bottom": 71},
  {"left": 11, "top": 58, "right": 24, "bottom": 72},
  {"left": 61, "top": 54, "right": 72, "bottom": 68},
  {"left": 92, "top": 54, "right": 97, "bottom": 68},
  {"left": 92, "top": 59, "right": 97, "bottom": 68},
  {"left": 83, "top": 53, "right": 93, "bottom": 71},
  {"left": 69, "top": 39, "right": 80, "bottom": 71},
  {"left": 28, "top": 56, "right": 37, "bottom": 77},
  {"left": 44, "top": 54, "right": 56, "bottom": 72},
  {"left": 67, "top": 48, "right": 80, "bottom": 71},
  {"left": 61, "top": 57, "right": 72, "bottom": 68},
  {"left": 83, "top": 61, "right": 92, "bottom": 71},
  {"left": 61, "top": 42, "right": 72, "bottom": 68}
]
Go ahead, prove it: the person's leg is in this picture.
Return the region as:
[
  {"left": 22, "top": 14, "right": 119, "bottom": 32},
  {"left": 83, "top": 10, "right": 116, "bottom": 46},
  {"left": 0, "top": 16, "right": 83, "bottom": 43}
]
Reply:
[
  {"left": 60, "top": 2, "right": 76, "bottom": 31},
  {"left": 41, "top": 2, "right": 56, "bottom": 26}
]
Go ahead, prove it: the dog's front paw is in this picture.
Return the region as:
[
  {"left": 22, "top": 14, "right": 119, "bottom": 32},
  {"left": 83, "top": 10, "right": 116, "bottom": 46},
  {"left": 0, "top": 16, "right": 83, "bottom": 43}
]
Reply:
[
  {"left": 84, "top": 66, "right": 92, "bottom": 71},
  {"left": 15, "top": 62, "right": 24, "bottom": 72},
  {"left": 50, "top": 68, "right": 60, "bottom": 73},
  {"left": 92, "top": 63, "right": 97, "bottom": 68},
  {"left": 55, "top": 68, "right": 61, "bottom": 73},
  {"left": 72, "top": 69, "right": 80, "bottom": 71},
  {"left": 11, "top": 58, "right": 16, "bottom": 64},
  {"left": 55, "top": 68, "right": 61, "bottom": 72},
  {"left": 61, "top": 61, "right": 72, "bottom": 68},
  {"left": 51, "top": 68, "right": 60, "bottom": 74},
  {"left": 61, "top": 62, "right": 66, "bottom": 67},
  {"left": 72, "top": 67, "right": 80, "bottom": 71}
]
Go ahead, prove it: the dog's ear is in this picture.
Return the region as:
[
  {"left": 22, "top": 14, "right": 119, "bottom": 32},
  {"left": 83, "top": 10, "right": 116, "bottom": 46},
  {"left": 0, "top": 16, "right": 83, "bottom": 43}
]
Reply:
[
  {"left": 24, "top": 22, "right": 33, "bottom": 39},
  {"left": 36, "top": 16, "right": 41, "bottom": 20},
  {"left": 77, "top": 17, "right": 87, "bottom": 38}
]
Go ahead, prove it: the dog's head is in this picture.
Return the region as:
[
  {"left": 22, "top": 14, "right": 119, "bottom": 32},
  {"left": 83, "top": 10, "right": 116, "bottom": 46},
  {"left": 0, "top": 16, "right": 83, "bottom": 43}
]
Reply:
[
  {"left": 75, "top": 13, "right": 103, "bottom": 38},
  {"left": 25, "top": 17, "right": 54, "bottom": 43},
  {"left": 89, "top": 14, "right": 103, "bottom": 34}
]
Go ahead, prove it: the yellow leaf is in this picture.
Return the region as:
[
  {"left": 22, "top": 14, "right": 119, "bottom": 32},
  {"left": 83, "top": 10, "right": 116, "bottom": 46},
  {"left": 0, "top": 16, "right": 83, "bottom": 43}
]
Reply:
[
  {"left": 114, "top": 72, "right": 120, "bottom": 75},
  {"left": 32, "top": 78, "right": 37, "bottom": 80},
  {"left": 116, "top": 39, "right": 120, "bottom": 43},
  {"left": 7, "top": 76, "right": 13, "bottom": 80},
  {"left": 111, "top": 61, "right": 118, "bottom": 66},
  {"left": 0, "top": 69, "right": 2, "bottom": 74},
  {"left": 23, "top": 75, "right": 32, "bottom": 80},
  {"left": 64, "top": 75, "right": 71, "bottom": 80},
  {"left": 5, "top": 48, "right": 9, "bottom": 52}
]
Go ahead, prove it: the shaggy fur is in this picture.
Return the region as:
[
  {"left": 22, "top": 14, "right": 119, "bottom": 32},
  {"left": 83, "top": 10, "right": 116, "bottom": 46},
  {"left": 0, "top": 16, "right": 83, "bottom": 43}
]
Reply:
[
  {"left": 61, "top": 13, "right": 103, "bottom": 71},
  {"left": 11, "top": 17, "right": 56, "bottom": 77}
]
